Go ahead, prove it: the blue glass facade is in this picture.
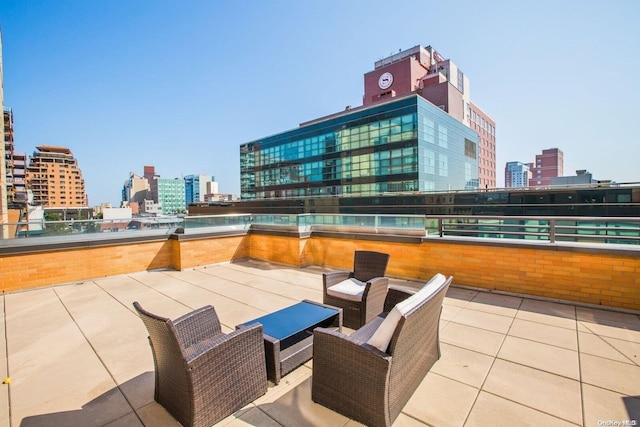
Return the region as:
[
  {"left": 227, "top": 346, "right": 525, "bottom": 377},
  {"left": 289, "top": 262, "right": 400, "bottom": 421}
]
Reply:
[{"left": 240, "top": 95, "right": 478, "bottom": 199}]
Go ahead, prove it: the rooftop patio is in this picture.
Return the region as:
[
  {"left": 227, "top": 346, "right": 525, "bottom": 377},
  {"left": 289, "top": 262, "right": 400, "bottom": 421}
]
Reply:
[{"left": 1, "top": 259, "right": 639, "bottom": 427}]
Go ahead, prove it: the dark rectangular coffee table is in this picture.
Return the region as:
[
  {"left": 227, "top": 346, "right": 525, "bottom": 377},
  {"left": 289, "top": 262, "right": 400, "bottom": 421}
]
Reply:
[{"left": 239, "top": 300, "right": 342, "bottom": 384}]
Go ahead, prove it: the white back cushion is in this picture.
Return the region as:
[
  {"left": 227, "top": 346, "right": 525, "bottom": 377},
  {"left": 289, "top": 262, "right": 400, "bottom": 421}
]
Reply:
[
  {"left": 367, "top": 273, "right": 446, "bottom": 352},
  {"left": 326, "top": 278, "right": 366, "bottom": 302}
]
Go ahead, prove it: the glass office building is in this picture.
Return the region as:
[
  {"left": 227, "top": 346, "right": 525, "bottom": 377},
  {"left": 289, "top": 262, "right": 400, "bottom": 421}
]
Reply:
[{"left": 240, "top": 94, "right": 478, "bottom": 199}]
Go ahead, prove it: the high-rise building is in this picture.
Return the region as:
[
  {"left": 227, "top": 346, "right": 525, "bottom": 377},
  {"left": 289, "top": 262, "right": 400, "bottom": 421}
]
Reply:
[
  {"left": 505, "top": 161, "right": 532, "bottom": 188},
  {"left": 4, "top": 109, "right": 28, "bottom": 206},
  {"left": 528, "top": 148, "right": 563, "bottom": 187},
  {"left": 240, "top": 45, "right": 487, "bottom": 199},
  {"left": 0, "top": 29, "right": 8, "bottom": 238},
  {"left": 363, "top": 45, "right": 496, "bottom": 188},
  {"left": 184, "top": 174, "right": 216, "bottom": 207},
  {"left": 26, "top": 145, "right": 88, "bottom": 207},
  {"left": 240, "top": 95, "right": 478, "bottom": 199}
]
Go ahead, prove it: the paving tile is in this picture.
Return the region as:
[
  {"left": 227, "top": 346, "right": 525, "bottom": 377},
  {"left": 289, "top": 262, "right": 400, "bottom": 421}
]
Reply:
[
  {"left": 254, "top": 365, "right": 312, "bottom": 406},
  {"left": 104, "top": 412, "right": 144, "bottom": 427},
  {"left": 440, "top": 322, "right": 505, "bottom": 357},
  {"left": 508, "top": 318, "right": 578, "bottom": 351},
  {"left": 229, "top": 407, "right": 282, "bottom": 426},
  {"left": 450, "top": 308, "right": 514, "bottom": 334},
  {"left": 431, "top": 343, "right": 494, "bottom": 388},
  {"left": 516, "top": 298, "right": 576, "bottom": 330},
  {"left": 580, "top": 353, "right": 640, "bottom": 396},
  {"left": 582, "top": 384, "right": 640, "bottom": 427},
  {"left": 466, "top": 292, "right": 522, "bottom": 317},
  {"left": 258, "top": 377, "right": 351, "bottom": 427},
  {"left": 578, "top": 332, "right": 632, "bottom": 364},
  {"left": 384, "top": 413, "right": 427, "bottom": 426},
  {"left": 601, "top": 336, "right": 640, "bottom": 366},
  {"left": 443, "top": 287, "right": 477, "bottom": 307},
  {"left": 135, "top": 402, "right": 182, "bottom": 426},
  {"left": 577, "top": 307, "right": 640, "bottom": 327},
  {"left": 441, "top": 303, "right": 463, "bottom": 322},
  {"left": 465, "top": 391, "right": 578, "bottom": 427},
  {"left": 0, "top": 386, "right": 7, "bottom": 424},
  {"left": 54, "top": 283, "right": 155, "bottom": 385},
  {"left": 483, "top": 359, "right": 582, "bottom": 424},
  {"left": 578, "top": 320, "right": 640, "bottom": 343},
  {"left": 5, "top": 290, "right": 133, "bottom": 425},
  {"left": 402, "top": 372, "right": 478, "bottom": 427},
  {"left": 497, "top": 336, "right": 579, "bottom": 380},
  {"left": 117, "top": 372, "right": 155, "bottom": 411}
]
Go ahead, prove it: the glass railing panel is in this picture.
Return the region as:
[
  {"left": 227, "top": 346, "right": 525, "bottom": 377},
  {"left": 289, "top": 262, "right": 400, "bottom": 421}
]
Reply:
[{"left": 183, "top": 214, "right": 250, "bottom": 230}]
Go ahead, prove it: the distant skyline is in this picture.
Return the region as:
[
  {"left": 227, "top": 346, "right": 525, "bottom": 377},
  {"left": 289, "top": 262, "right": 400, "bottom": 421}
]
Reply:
[{"left": 2, "top": 0, "right": 639, "bottom": 206}]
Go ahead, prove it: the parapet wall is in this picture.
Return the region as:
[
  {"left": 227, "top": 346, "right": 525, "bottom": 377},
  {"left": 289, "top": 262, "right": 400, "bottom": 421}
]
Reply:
[{"left": 1, "top": 229, "right": 638, "bottom": 312}]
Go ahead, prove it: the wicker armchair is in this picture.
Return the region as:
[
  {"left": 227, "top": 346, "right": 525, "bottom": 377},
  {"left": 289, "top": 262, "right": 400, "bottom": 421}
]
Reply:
[
  {"left": 312, "top": 275, "right": 453, "bottom": 427},
  {"left": 133, "top": 302, "right": 267, "bottom": 427},
  {"left": 322, "top": 250, "right": 390, "bottom": 329}
]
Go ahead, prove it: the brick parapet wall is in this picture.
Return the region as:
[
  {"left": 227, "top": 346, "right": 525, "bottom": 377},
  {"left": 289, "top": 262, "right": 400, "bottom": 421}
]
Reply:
[{"left": 1, "top": 230, "right": 638, "bottom": 311}]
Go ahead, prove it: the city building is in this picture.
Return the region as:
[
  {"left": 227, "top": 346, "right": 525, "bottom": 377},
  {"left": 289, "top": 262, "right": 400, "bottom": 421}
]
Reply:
[
  {"left": 26, "top": 145, "right": 87, "bottom": 207},
  {"left": 529, "top": 148, "right": 563, "bottom": 187},
  {"left": 184, "top": 174, "right": 217, "bottom": 207},
  {"left": 4, "top": 109, "right": 27, "bottom": 206},
  {"left": 122, "top": 172, "right": 150, "bottom": 207},
  {"left": 156, "top": 178, "right": 186, "bottom": 214},
  {"left": 240, "top": 94, "right": 478, "bottom": 199},
  {"left": 240, "top": 44, "right": 494, "bottom": 200},
  {"left": 363, "top": 45, "right": 496, "bottom": 188},
  {"left": 143, "top": 165, "right": 158, "bottom": 183},
  {"left": 505, "top": 161, "right": 532, "bottom": 188},
  {"left": 0, "top": 29, "right": 8, "bottom": 238}
]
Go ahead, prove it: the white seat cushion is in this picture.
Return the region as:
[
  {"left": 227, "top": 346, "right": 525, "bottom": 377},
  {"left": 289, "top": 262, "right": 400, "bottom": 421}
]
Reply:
[
  {"left": 367, "top": 273, "right": 447, "bottom": 352},
  {"left": 326, "top": 278, "right": 366, "bottom": 302}
]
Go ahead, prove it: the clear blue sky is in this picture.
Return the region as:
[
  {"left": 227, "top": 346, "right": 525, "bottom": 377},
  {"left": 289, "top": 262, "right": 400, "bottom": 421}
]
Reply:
[{"left": 2, "top": 0, "right": 639, "bottom": 206}]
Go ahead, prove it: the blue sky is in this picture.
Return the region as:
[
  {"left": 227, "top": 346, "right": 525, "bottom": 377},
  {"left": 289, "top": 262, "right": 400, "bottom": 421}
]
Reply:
[{"left": 2, "top": 0, "right": 639, "bottom": 206}]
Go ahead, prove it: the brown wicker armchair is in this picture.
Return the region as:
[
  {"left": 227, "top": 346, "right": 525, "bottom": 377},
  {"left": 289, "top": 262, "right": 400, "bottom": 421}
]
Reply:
[
  {"left": 312, "top": 275, "right": 453, "bottom": 427},
  {"left": 133, "top": 302, "right": 267, "bottom": 427},
  {"left": 322, "top": 250, "right": 390, "bottom": 329}
]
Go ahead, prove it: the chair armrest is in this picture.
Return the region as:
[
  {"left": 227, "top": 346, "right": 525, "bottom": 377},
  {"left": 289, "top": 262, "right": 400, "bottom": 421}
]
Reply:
[
  {"left": 173, "top": 305, "right": 222, "bottom": 349},
  {"left": 384, "top": 288, "right": 414, "bottom": 312},
  {"left": 313, "top": 326, "right": 391, "bottom": 366},
  {"left": 188, "top": 323, "right": 266, "bottom": 375},
  {"left": 361, "top": 277, "right": 389, "bottom": 323},
  {"left": 322, "top": 271, "right": 353, "bottom": 291}
]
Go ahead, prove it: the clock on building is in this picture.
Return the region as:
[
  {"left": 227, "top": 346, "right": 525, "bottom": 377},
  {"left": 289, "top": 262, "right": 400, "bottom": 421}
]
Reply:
[{"left": 378, "top": 72, "right": 393, "bottom": 89}]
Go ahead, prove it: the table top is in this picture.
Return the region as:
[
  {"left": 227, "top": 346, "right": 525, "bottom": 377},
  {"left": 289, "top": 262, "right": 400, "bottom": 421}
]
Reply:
[{"left": 242, "top": 301, "right": 339, "bottom": 341}]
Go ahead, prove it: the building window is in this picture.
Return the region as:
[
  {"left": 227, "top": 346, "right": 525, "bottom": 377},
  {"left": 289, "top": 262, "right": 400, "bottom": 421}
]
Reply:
[{"left": 464, "top": 139, "right": 476, "bottom": 159}]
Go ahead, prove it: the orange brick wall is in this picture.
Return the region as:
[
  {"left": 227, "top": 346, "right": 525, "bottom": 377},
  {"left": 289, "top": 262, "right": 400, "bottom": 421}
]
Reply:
[
  {"left": 304, "top": 237, "right": 640, "bottom": 312},
  {"left": 248, "top": 233, "right": 310, "bottom": 266},
  {"left": 1, "top": 232, "right": 638, "bottom": 311},
  {"left": 0, "top": 240, "right": 174, "bottom": 293},
  {"left": 176, "top": 235, "right": 249, "bottom": 270}
]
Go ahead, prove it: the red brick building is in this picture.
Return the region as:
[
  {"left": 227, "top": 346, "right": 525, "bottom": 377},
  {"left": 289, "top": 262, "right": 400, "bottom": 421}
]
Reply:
[
  {"left": 362, "top": 45, "right": 496, "bottom": 188},
  {"left": 528, "top": 148, "right": 564, "bottom": 187}
]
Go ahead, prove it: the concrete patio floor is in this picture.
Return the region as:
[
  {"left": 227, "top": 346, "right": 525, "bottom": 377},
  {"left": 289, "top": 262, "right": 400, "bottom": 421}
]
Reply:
[{"left": 1, "top": 259, "right": 639, "bottom": 427}]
